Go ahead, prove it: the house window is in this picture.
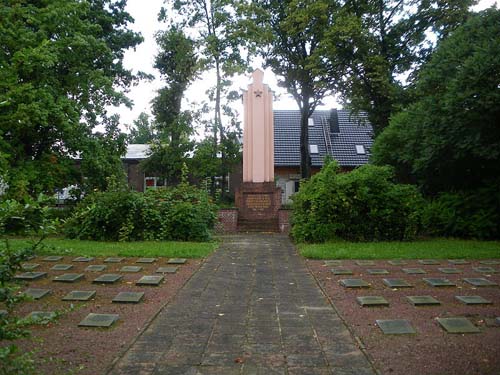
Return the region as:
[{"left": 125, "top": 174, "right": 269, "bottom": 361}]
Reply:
[
  {"left": 144, "top": 176, "right": 165, "bottom": 190},
  {"left": 355, "top": 145, "right": 366, "bottom": 154},
  {"left": 309, "top": 144, "right": 319, "bottom": 154},
  {"left": 308, "top": 117, "right": 314, "bottom": 126}
]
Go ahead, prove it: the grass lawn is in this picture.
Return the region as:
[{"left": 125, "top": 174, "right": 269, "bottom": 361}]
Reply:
[
  {"left": 298, "top": 238, "right": 500, "bottom": 260},
  {"left": 7, "top": 237, "right": 218, "bottom": 258}
]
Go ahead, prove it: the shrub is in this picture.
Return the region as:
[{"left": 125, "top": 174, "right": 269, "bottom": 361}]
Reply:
[
  {"left": 64, "top": 183, "right": 216, "bottom": 242},
  {"left": 421, "top": 183, "right": 500, "bottom": 239},
  {"left": 291, "top": 161, "right": 423, "bottom": 242}
]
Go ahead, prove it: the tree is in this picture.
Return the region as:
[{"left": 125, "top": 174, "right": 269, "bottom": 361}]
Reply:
[
  {"left": 244, "top": 0, "right": 340, "bottom": 179},
  {"left": 371, "top": 9, "right": 500, "bottom": 194},
  {"left": 127, "top": 112, "right": 156, "bottom": 144},
  {"left": 0, "top": 0, "right": 143, "bottom": 197},
  {"left": 321, "top": 0, "right": 475, "bottom": 135},
  {"left": 160, "top": 0, "right": 246, "bottom": 197}
]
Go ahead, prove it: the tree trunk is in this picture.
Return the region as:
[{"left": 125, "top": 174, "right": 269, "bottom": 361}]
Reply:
[{"left": 300, "top": 99, "right": 311, "bottom": 179}]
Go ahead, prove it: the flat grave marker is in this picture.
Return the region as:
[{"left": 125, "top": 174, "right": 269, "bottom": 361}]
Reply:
[
  {"left": 383, "top": 278, "right": 412, "bottom": 288},
  {"left": 340, "top": 279, "right": 370, "bottom": 288},
  {"left": 78, "top": 313, "right": 119, "bottom": 328},
  {"left": 367, "top": 269, "right": 389, "bottom": 275},
  {"left": 438, "top": 268, "right": 461, "bottom": 274},
  {"left": 104, "top": 257, "right": 125, "bottom": 263},
  {"left": 155, "top": 267, "right": 178, "bottom": 274},
  {"left": 418, "top": 259, "right": 440, "bottom": 265},
  {"left": 455, "top": 296, "right": 492, "bottom": 305},
  {"left": 479, "top": 260, "right": 500, "bottom": 265},
  {"left": 112, "top": 291, "right": 145, "bottom": 303},
  {"left": 0, "top": 310, "right": 7, "bottom": 318},
  {"left": 356, "top": 296, "right": 389, "bottom": 307},
  {"left": 402, "top": 268, "right": 426, "bottom": 275},
  {"left": 437, "top": 317, "right": 479, "bottom": 334},
  {"left": 423, "top": 278, "right": 456, "bottom": 287},
  {"left": 136, "top": 275, "right": 164, "bottom": 286},
  {"left": 53, "top": 273, "right": 84, "bottom": 283},
  {"left": 51, "top": 264, "right": 73, "bottom": 271},
  {"left": 15, "top": 272, "right": 47, "bottom": 281},
  {"left": 388, "top": 260, "right": 407, "bottom": 266},
  {"left": 167, "top": 258, "right": 187, "bottom": 265},
  {"left": 355, "top": 260, "right": 375, "bottom": 266},
  {"left": 473, "top": 267, "right": 497, "bottom": 273},
  {"left": 27, "top": 311, "right": 57, "bottom": 321},
  {"left": 324, "top": 260, "right": 342, "bottom": 266},
  {"left": 407, "top": 296, "right": 441, "bottom": 306},
  {"left": 93, "top": 274, "right": 122, "bottom": 284},
  {"left": 376, "top": 319, "right": 416, "bottom": 335},
  {"left": 448, "top": 259, "right": 469, "bottom": 265},
  {"left": 85, "top": 265, "right": 107, "bottom": 272},
  {"left": 72, "top": 257, "right": 94, "bottom": 262},
  {"left": 136, "top": 258, "right": 157, "bottom": 264},
  {"left": 331, "top": 268, "right": 353, "bottom": 275},
  {"left": 22, "top": 263, "right": 40, "bottom": 271},
  {"left": 463, "top": 278, "right": 497, "bottom": 287},
  {"left": 120, "top": 266, "right": 142, "bottom": 273},
  {"left": 62, "top": 291, "right": 96, "bottom": 301},
  {"left": 24, "top": 288, "right": 51, "bottom": 300},
  {"left": 42, "top": 256, "right": 63, "bottom": 262}
]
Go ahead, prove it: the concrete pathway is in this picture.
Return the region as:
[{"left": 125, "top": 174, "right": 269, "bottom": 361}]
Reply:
[{"left": 109, "top": 234, "right": 375, "bottom": 375}]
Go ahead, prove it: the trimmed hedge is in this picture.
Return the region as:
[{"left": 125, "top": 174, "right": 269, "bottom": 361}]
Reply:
[{"left": 291, "top": 161, "right": 423, "bottom": 242}]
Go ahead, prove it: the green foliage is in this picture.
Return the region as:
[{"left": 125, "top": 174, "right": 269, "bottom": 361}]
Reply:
[
  {"left": 0, "top": 346, "right": 35, "bottom": 375},
  {"left": 65, "top": 184, "right": 216, "bottom": 242},
  {"left": 127, "top": 112, "right": 156, "bottom": 144},
  {"left": 292, "top": 161, "right": 423, "bottom": 242}
]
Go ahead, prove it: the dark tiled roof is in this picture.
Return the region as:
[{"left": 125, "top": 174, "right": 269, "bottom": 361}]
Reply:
[{"left": 274, "top": 109, "right": 373, "bottom": 167}]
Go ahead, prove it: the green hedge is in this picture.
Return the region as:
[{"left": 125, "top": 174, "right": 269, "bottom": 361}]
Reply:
[
  {"left": 64, "top": 184, "right": 216, "bottom": 242},
  {"left": 291, "top": 161, "right": 423, "bottom": 242}
]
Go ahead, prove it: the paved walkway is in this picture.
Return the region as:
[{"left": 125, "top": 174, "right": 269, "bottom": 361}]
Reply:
[{"left": 109, "top": 234, "right": 375, "bottom": 375}]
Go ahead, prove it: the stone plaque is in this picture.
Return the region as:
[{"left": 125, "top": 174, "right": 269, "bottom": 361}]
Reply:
[
  {"left": 63, "top": 291, "right": 96, "bottom": 301},
  {"left": 437, "top": 317, "right": 479, "bottom": 333},
  {"left": 383, "top": 278, "right": 412, "bottom": 288},
  {"left": 15, "top": 272, "right": 47, "bottom": 280},
  {"left": 28, "top": 311, "right": 56, "bottom": 321},
  {"left": 438, "top": 268, "right": 461, "bottom": 274},
  {"left": 388, "top": 260, "right": 407, "bottom": 266},
  {"left": 85, "top": 265, "right": 107, "bottom": 272},
  {"left": 73, "top": 257, "right": 94, "bottom": 262},
  {"left": 42, "top": 256, "right": 63, "bottom": 262},
  {"left": 246, "top": 194, "right": 271, "bottom": 210},
  {"left": 156, "top": 267, "right": 178, "bottom": 274},
  {"left": 112, "top": 291, "right": 144, "bottom": 303},
  {"left": 367, "top": 269, "right": 389, "bottom": 275},
  {"left": 167, "top": 258, "right": 187, "bottom": 265},
  {"left": 93, "top": 274, "right": 122, "bottom": 284},
  {"left": 479, "top": 260, "right": 500, "bottom": 265},
  {"left": 448, "top": 259, "right": 469, "bottom": 265},
  {"left": 455, "top": 296, "right": 492, "bottom": 305},
  {"left": 463, "top": 278, "right": 497, "bottom": 287},
  {"left": 78, "top": 313, "right": 119, "bottom": 327},
  {"left": 423, "top": 278, "right": 455, "bottom": 287},
  {"left": 355, "top": 260, "right": 375, "bottom": 266},
  {"left": 51, "top": 264, "right": 73, "bottom": 271},
  {"left": 402, "top": 268, "right": 426, "bottom": 274},
  {"left": 473, "top": 267, "right": 497, "bottom": 273},
  {"left": 407, "top": 296, "right": 441, "bottom": 306},
  {"left": 53, "top": 273, "right": 84, "bottom": 283},
  {"left": 418, "top": 259, "right": 440, "bottom": 265},
  {"left": 340, "top": 279, "right": 370, "bottom": 288},
  {"left": 136, "top": 258, "right": 157, "bottom": 263},
  {"left": 324, "top": 260, "right": 342, "bottom": 266},
  {"left": 22, "top": 263, "right": 40, "bottom": 271},
  {"left": 136, "top": 275, "right": 164, "bottom": 286},
  {"left": 356, "top": 296, "right": 389, "bottom": 306},
  {"left": 330, "top": 268, "right": 353, "bottom": 275},
  {"left": 376, "top": 319, "right": 416, "bottom": 335},
  {"left": 24, "top": 288, "right": 51, "bottom": 300},
  {"left": 104, "top": 257, "right": 125, "bottom": 263},
  {"left": 120, "top": 266, "right": 142, "bottom": 273}
]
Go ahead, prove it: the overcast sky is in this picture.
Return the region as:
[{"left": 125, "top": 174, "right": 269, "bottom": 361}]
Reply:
[{"left": 111, "top": 0, "right": 498, "bottom": 132}]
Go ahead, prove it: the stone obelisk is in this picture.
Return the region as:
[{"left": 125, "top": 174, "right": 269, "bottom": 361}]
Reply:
[{"left": 236, "top": 69, "right": 281, "bottom": 225}]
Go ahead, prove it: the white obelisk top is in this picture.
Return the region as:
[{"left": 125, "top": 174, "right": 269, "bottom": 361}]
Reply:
[{"left": 242, "top": 69, "right": 274, "bottom": 183}]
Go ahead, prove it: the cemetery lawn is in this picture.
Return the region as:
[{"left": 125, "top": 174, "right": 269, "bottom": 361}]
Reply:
[
  {"left": 299, "top": 238, "right": 500, "bottom": 259},
  {"left": 8, "top": 237, "right": 217, "bottom": 258}
]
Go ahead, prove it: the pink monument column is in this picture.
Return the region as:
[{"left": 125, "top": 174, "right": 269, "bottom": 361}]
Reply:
[{"left": 242, "top": 69, "right": 274, "bottom": 182}]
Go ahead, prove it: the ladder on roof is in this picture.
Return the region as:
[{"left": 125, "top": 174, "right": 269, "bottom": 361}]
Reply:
[{"left": 321, "top": 116, "right": 333, "bottom": 157}]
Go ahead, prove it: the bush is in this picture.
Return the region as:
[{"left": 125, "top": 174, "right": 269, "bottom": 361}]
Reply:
[
  {"left": 64, "top": 183, "right": 216, "bottom": 242},
  {"left": 291, "top": 161, "right": 423, "bottom": 242},
  {"left": 421, "top": 183, "right": 500, "bottom": 239}
]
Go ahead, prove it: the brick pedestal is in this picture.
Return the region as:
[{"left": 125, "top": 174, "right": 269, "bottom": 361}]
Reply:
[{"left": 236, "top": 182, "right": 281, "bottom": 221}]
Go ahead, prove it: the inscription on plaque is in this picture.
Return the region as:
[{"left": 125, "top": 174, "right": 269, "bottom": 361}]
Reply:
[{"left": 246, "top": 194, "right": 271, "bottom": 211}]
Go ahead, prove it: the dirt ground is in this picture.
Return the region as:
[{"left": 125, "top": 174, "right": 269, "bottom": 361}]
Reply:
[
  {"left": 5, "top": 256, "right": 202, "bottom": 375},
  {"left": 307, "top": 258, "right": 500, "bottom": 375}
]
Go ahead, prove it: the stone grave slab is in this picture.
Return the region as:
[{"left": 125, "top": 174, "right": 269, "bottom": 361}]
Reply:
[
  {"left": 24, "top": 288, "right": 51, "bottom": 300},
  {"left": 438, "top": 268, "right": 461, "bottom": 274},
  {"left": 418, "top": 259, "right": 440, "bottom": 265},
  {"left": 383, "top": 278, "right": 412, "bottom": 288},
  {"left": 463, "top": 278, "right": 497, "bottom": 287},
  {"left": 340, "top": 279, "right": 370, "bottom": 288},
  {"left": 473, "top": 267, "right": 497, "bottom": 273},
  {"left": 120, "top": 266, "right": 142, "bottom": 273},
  {"left": 448, "top": 259, "right": 469, "bottom": 265},
  {"left": 402, "top": 268, "right": 426, "bottom": 274},
  {"left": 437, "top": 317, "right": 479, "bottom": 333},
  {"left": 85, "top": 265, "right": 107, "bottom": 272},
  {"left": 72, "top": 257, "right": 94, "bottom": 262},
  {"left": 136, "top": 258, "right": 157, "bottom": 263},
  {"left": 156, "top": 266, "right": 178, "bottom": 274},
  {"left": 62, "top": 291, "right": 96, "bottom": 301},
  {"left": 78, "top": 313, "right": 119, "bottom": 328},
  {"left": 28, "top": 311, "right": 57, "bottom": 321},
  {"left": 51, "top": 264, "right": 73, "bottom": 271},
  {"left": 136, "top": 275, "right": 164, "bottom": 286},
  {"left": 22, "top": 263, "right": 40, "bottom": 271},
  {"left": 0, "top": 310, "right": 7, "bottom": 318},
  {"left": 53, "top": 273, "right": 84, "bottom": 283},
  {"left": 330, "top": 268, "right": 353, "bottom": 275},
  {"left": 355, "top": 260, "right": 375, "bottom": 266},
  {"left": 104, "top": 257, "right": 125, "bottom": 263},
  {"left": 388, "top": 260, "right": 407, "bottom": 266},
  {"left": 15, "top": 272, "right": 47, "bottom": 281},
  {"left": 42, "top": 256, "right": 63, "bottom": 262},
  {"left": 356, "top": 296, "right": 389, "bottom": 307},
  {"left": 367, "top": 269, "right": 389, "bottom": 275},
  {"left": 496, "top": 317, "right": 500, "bottom": 325},
  {"left": 376, "top": 319, "right": 416, "bottom": 335},
  {"left": 479, "top": 260, "right": 500, "bottom": 265},
  {"left": 423, "top": 278, "right": 455, "bottom": 287},
  {"left": 407, "top": 296, "right": 441, "bottom": 306},
  {"left": 455, "top": 296, "right": 492, "bottom": 305},
  {"left": 93, "top": 274, "right": 122, "bottom": 284},
  {"left": 167, "top": 258, "right": 187, "bottom": 265},
  {"left": 112, "top": 291, "right": 145, "bottom": 303},
  {"left": 324, "top": 260, "right": 342, "bottom": 266}
]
